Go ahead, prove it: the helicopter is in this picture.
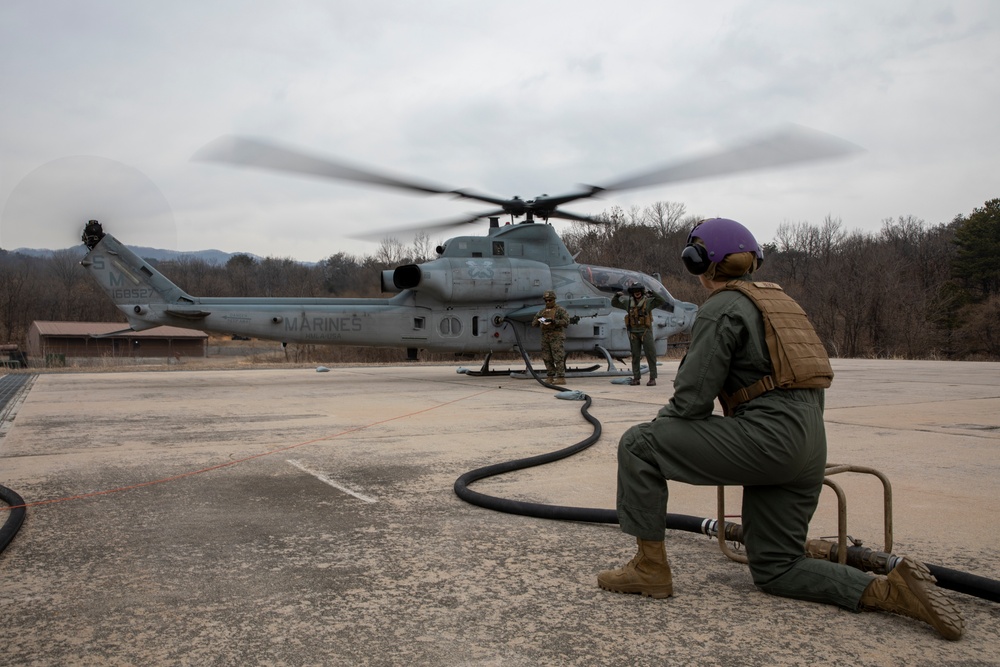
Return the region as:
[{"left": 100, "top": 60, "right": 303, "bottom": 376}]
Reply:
[{"left": 79, "top": 125, "right": 861, "bottom": 376}]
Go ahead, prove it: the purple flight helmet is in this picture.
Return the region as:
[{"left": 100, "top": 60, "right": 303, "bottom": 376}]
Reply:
[{"left": 680, "top": 218, "right": 764, "bottom": 276}]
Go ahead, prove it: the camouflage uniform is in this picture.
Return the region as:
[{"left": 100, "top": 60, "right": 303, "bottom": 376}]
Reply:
[
  {"left": 612, "top": 289, "right": 666, "bottom": 383},
  {"left": 532, "top": 291, "right": 570, "bottom": 380}
]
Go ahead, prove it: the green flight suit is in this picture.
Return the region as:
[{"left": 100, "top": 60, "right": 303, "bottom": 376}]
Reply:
[
  {"left": 612, "top": 291, "right": 666, "bottom": 381},
  {"left": 615, "top": 283, "right": 872, "bottom": 610}
]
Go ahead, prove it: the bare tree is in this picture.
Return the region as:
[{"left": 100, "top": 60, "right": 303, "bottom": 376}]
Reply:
[
  {"left": 643, "top": 201, "right": 688, "bottom": 237},
  {"left": 0, "top": 253, "right": 33, "bottom": 343},
  {"left": 374, "top": 237, "right": 407, "bottom": 266},
  {"left": 817, "top": 216, "right": 846, "bottom": 266},
  {"left": 225, "top": 254, "right": 258, "bottom": 296},
  {"left": 257, "top": 257, "right": 301, "bottom": 297},
  {"left": 410, "top": 232, "right": 434, "bottom": 263},
  {"left": 322, "top": 251, "right": 363, "bottom": 295}
]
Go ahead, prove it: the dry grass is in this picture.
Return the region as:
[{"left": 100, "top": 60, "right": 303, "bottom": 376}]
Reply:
[{"left": 3, "top": 333, "right": 689, "bottom": 375}]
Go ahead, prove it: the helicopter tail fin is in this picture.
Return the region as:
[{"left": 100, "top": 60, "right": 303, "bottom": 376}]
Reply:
[{"left": 80, "top": 231, "right": 194, "bottom": 328}]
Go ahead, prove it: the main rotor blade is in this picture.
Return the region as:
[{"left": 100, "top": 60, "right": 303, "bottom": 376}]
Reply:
[
  {"left": 450, "top": 189, "right": 522, "bottom": 208},
  {"left": 350, "top": 209, "right": 509, "bottom": 241},
  {"left": 595, "top": 124, "right": 864, "bottom": 193},
  {"left": 546, "top": 209, "right": 603, "bottom": 224},
  {"left": 193, "top": 136, "right": 455, "bottom": 196}
]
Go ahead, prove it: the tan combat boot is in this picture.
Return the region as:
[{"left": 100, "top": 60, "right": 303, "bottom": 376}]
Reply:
[
  {"left": 860, "top": 557, "right": 964, "bottom": 640},
  {"left": 597, "top": 538, "right": 673, "bottom": 599}
]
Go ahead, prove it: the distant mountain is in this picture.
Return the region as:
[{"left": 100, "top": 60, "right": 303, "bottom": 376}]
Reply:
[
  {"left": 9, "top": 245, "right": 265, "bottom": 265},
  {"left": 130, "top": 245, "right": 265, "bottom": 265}
]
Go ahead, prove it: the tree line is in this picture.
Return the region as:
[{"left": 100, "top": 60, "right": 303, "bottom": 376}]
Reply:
[
  {"left": 563, "top": 198, "right": 1000, "bottom": 360},
  {"left": 2, "top": 199, "right": 998, "bottom": 361}
]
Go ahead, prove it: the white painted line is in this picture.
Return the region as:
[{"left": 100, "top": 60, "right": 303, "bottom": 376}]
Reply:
[{"left": 286, "top": 459, "right": 377, "bottom": 503}]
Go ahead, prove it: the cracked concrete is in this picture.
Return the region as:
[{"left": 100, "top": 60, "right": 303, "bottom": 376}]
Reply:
[{"left": 1, "top": 359, "right": 998, "bottom": 666}]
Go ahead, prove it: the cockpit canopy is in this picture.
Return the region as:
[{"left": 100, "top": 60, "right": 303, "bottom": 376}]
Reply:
[{"left": 579, "top": 264, "right": 675, "bottom": 312}]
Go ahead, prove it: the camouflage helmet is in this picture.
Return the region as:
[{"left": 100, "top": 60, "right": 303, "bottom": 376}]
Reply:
[{"left": 543, "top": 290, "right": 556, "bottom": 300}]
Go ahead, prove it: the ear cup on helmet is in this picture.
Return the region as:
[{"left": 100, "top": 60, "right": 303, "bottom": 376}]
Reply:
[
  {"left": 682, "top": 218, "right": 763, "bottom": 276},
  {"left": 681, "top": 243, "right": 711, "bottom": 275}
]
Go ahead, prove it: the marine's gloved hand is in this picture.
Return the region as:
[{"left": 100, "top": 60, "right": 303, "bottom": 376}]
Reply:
[{"left": 569, "top": 316, "right": 580, "bottom": 324}]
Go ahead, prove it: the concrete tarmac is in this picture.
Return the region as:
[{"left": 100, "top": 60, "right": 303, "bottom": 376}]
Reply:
[{"left": 1, "top": 359, "right": 999, "bottom": 666}]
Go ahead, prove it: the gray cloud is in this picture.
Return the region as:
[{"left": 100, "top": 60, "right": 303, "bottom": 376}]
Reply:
[{"left": 2, "top": 0, "right": 998, "bottom": 262}]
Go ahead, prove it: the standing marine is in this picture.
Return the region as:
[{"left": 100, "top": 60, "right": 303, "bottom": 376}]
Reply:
[
  {"left": 597, "top": 217, "right": 963, "bottom": 641},
  {"left": 612, "top": 283, "right": 666, "bottom": 386},
  {"left": 531, "top": 290, "right": 570, "bottom": 385}
]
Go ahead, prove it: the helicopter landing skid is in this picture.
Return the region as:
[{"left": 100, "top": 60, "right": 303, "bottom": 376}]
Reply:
[
  {"left": 508, "top": 366, "right": 641, "bottom": 380},
  {"left": 507, "top": 345, "right": 642, "bottom": 379},
  {"left": 460, "top": 346, "right": 643, "bottom": 379},
  {"left": 506, "top": 364, "right": 608, "bottom": 379},
  {"left": 458, "top": 351, "right": 528, "bottom": 377},
  {"left": 462, "top": 363, "right": 604, "bottom": 378}
]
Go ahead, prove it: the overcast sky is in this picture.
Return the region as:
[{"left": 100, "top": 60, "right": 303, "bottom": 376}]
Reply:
[{"left": 2, "top": 1, "right": 997, "bottom": 262}]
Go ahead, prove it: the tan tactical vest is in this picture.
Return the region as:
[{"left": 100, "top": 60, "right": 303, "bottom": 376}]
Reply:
[
  {"left": 713, "top": 280, "right": 833, "bottom": 413},
  {"left": 625, "top": 298, "right": 653, "bottom": 329}
]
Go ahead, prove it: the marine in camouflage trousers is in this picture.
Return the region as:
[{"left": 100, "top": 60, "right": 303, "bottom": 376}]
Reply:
[
  {"left": 532, "top": 295, "right": 570, "bottom": 379},
  {"left": 541, "top": 330, "right": 567, "bottom": 379}
]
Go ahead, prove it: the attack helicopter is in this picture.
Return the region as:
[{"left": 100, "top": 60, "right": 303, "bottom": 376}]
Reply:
[{"left": 79, "top": 125, "right": 861, "bottom": 375}]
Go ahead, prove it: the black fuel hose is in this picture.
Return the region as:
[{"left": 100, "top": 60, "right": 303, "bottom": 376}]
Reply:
[
  {"left": 453, "top": 316, "right": 1000, "bottom": 603},
  {"left": 0, "top": 374, "right": 33, "bottom": 556},
  {"left": 926, "top": 564, "right": 1000, "bottom": 604},
  {"left": 0, "top": 484, "right": 26, "bottom": 555},
  {"left": 455, "top": 321, "right": 746, "bottom": 542},
  {"left": 452, "top": 390, "right": 712, "bottom": 536}
]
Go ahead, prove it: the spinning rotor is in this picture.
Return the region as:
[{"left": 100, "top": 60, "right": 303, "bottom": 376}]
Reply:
[{"left": 193, "top": 124, "right": 863, "bottom": 236}]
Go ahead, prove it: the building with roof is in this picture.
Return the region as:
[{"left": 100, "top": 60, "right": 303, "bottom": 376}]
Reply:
[{"left": 27, "top": 322, "right": 207, "bottom": 366}]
